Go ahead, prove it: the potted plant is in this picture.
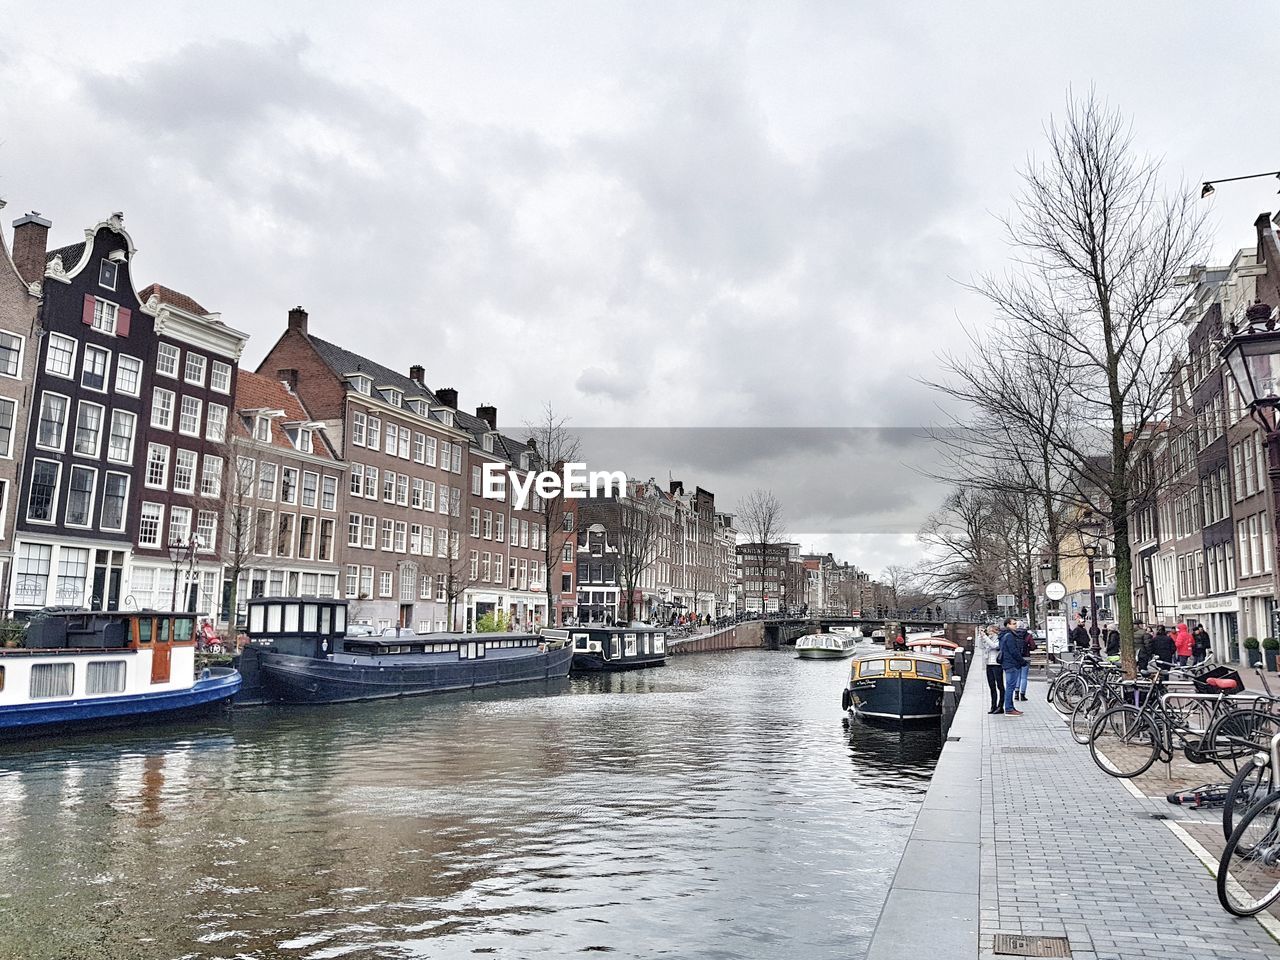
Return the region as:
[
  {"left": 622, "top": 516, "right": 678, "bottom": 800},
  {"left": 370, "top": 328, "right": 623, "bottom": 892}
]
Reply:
[
  {"left": 1244, "top": 637, "right": 1262, "bottom": 667},
  {"left": 1264, "top": 637, "right": 1280, "bottom": 672}
]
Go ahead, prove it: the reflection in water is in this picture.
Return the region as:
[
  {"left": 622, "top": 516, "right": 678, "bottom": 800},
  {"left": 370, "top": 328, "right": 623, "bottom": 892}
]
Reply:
[{"left": 0, "top": 651, "right": 940, "bottom": 960}]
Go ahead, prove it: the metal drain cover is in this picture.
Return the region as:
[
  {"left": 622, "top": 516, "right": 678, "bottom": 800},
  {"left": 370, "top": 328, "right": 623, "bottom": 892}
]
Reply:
[
  {"left": 1001, "top": 747, "right": 1060, "bottom": 755},
  {"left": 993, "top": 933, "right": 1071, "bottom": 957}
]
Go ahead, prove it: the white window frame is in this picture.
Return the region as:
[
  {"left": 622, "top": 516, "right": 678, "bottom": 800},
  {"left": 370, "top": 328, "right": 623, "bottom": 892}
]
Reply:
[
  {"left": 45, "top": 334, "right": 76, "bottom": 379},
  {"left": 157, "top": 343, "right": 180, "bottom": 378},
  {"left": 115, "top": 354, "right": 142, "bottom": 396}
]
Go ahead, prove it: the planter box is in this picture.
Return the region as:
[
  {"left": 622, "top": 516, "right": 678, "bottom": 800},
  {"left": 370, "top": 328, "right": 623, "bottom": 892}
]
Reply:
[
  {"left": 1247, "top": 648, "right": 1264, "bottom": 667},
  {"left": 1266, "top": 649, "right": 1279, "bottom": 672}
]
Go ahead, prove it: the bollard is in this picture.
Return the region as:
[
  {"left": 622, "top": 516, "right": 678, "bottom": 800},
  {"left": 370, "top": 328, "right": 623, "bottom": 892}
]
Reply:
[{"left": 940, "top": 684, "right": 959, "bottom": 736}]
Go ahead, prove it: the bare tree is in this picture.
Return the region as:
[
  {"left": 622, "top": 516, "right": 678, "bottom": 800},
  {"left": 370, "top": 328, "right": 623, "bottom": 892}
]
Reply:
[
  {"left": 523, "top": 403, "right": 582, "bottom": 626},
  {"left": 615, "top": 482, "right": 662, "bottom": 624},
  {"left": 220, "top": 434, "right": 258, "bottom": 634},
  {"left": 430, "top": 497, "right": 487, "bottom": 631},
  {"left": 737, "top": 489, "right": 785, "bottom": 613},
  {"left": 928, "top": 91, "right": 1206, "bottom": 672}
]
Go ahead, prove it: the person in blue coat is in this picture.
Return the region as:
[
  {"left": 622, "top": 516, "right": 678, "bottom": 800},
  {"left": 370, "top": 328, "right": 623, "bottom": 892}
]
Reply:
[{"left": 998, "top": 618, "right": 1028, "bottom": 716}]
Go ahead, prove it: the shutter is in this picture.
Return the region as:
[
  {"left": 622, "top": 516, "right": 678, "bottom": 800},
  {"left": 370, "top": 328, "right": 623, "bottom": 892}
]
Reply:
[
  {"left": 117, "top": 307, "right": 131, "bottom": 337},
  {"left": 82, "top": 294, "right": 95, "bottom": 326}
]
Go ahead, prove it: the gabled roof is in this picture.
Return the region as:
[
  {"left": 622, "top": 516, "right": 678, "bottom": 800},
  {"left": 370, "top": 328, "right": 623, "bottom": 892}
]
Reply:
[
  {"left": 234, "top": 370, "right": 334, "bottom": 460},
  {"left": 308, "top": 335, "right": 438, "bottom": 412},
  {"left": 139, "top": 283, "right": 209, "bottom": 317},
  {"left": 46, "top": 242, "right": 85, "bottom": 268}
]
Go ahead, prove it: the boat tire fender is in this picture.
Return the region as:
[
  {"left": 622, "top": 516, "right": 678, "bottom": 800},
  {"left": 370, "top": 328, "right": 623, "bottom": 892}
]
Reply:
[{"left": 841, "top": 688, "right": 851, "bottom": 711}]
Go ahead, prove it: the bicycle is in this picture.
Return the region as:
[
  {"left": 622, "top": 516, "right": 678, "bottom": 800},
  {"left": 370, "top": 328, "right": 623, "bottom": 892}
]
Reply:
[{"left": 1217, "top": 732, "right": 1280, "bottom": 916}]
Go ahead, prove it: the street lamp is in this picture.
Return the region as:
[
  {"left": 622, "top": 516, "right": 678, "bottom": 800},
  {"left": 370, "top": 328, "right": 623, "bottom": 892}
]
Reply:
[
  {"left": 167, "top": 537, "right": 198, "bottom": 610},
  {"left": 1078, "top": 513, "right": 1105, "bottom": 654},
  {"left": 1200, "top": 170, "right": 1280, "bottom": 199}
]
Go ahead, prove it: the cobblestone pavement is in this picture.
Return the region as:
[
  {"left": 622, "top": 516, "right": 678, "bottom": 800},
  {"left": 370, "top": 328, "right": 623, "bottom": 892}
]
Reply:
[{"left": 980, "top": 684, "right": 1279, "bottom": 960}]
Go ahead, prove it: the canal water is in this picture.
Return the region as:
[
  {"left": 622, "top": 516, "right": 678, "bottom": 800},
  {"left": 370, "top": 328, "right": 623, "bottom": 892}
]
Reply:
[{"left": 0, "top": 649, "right": 941, "bottom": 960}]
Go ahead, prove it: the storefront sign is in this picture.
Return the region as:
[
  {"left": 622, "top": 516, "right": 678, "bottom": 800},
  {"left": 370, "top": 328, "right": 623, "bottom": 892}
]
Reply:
[{"left": 1177, "top": 595, "right": 1240, "bottom": 614}]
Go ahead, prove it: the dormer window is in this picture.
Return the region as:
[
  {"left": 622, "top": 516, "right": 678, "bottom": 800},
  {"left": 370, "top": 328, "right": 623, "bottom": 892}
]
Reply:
[
  {"left": 296, "top": 429, "right": 313, "bottom": 454},
  {"left": 351, "top": 375, "right": 372, "bottom": 396},
  {"left": 383, "top": 388, "right": 403, "bottom": 407},
  {"left": 98, "top": 259, "right": 117, "bottom": 291},
  {"left": 439, "top": 410, "right": 453, "bottom": 428},
  {"left": 520, "top": 452, "right": 531, "bottom": 471},
  {"left": 482, "top": 434, "right": 494, "bottom": 452},
  {"left": 409, "top": 399, "right": 427, "bottom": 416},
  {"left": 255, "top": 417, "right": 271, "bottom": 441}
]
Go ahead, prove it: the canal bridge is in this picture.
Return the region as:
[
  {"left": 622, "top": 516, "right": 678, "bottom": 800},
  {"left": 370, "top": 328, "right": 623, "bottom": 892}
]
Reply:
[{"left": 667, "top": 615, "right": 981, "bottom": 655}]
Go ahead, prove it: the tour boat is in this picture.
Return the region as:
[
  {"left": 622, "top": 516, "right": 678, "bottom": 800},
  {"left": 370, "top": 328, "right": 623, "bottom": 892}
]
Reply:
[
  {"left": 540, "top": 625, "right": 668, "bottom": 671},
  {"left": 795, "top": 632, "right": 860, "bottom": 659},
  {"left": 841, "top": 649, "right": 951, "bottom": 723},
  {"left": 905, "top": 636, "right": 961, "bottom": 660},
  {"left": 0, "top": 610, "right": 241, "bottom": 738},
  {"left": 237, "top": 597, "right": 573, "bottom": 704}
]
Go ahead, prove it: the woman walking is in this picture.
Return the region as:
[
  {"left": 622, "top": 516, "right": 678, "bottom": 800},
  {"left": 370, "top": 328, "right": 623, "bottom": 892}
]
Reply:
[
  {"left": 1173, "top": 622, "right": 1194, "bottom": 666},
  {"left": 982, "top": 625, "right": 1004, "bottom": 714}
]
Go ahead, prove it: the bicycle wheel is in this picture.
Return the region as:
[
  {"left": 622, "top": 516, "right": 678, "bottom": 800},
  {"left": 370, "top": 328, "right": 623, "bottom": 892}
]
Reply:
[
  {"left": 1090, "top": 705, "right": 1158, "bottom": 779},
  {"left": 1052, "top": 674, "right": 1089, "bottom": 715},
  {"left": 1071, "top": 691, "right": 1111, "bottom": 745},
  {"left": 1218, "top": 787, "right": 1280, "bottom": 916},
  {"left": 1208, "top": 709, "right": 1280, "bottom": 780},
  {"left": 1224, "top": 754, "right": 1272, "bottom": 845}
]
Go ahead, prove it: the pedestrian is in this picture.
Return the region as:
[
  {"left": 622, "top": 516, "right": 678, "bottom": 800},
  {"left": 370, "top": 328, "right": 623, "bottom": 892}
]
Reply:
[
  {"left": 998, "top": 618, "right": 1026, "bottom": 717},
  {"left": 1192, "top": 624, "right": 1211, "bottom": 664},
  {"left": 1016, "top": 629, "right": 1036, "bottom": 701},
  {"left": 1070, "top": 615, "right": 1090, "bottom": 652},
  {"left": 982, "top": 625, "right": 1004, "bottom": 714},
  {"left": 1103, "top": 623, "right": 1120, "bottom": 658},
  {"left": 1133, "top": 622, "right": 1152, "bottom": 670},
  {"left": 1151, "top": 624, "right": 1175, "bottom": 668},
  {"left": 1174, "top": 622, "right": 1194, "bottom": 666}
]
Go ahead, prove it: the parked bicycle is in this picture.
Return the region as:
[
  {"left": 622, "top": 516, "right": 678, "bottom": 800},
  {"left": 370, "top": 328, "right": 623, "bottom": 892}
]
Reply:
[{"left": 1217, "top": 731, "right": 1280, "bottom": 916}]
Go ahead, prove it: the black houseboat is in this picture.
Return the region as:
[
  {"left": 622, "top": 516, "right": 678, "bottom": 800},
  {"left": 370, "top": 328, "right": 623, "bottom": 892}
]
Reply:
[
  {"left": 841, "top": 650, "right": 951, "bottom": 723},
  {"left": 237, "top": 597, "right": 573, "bottom": 705},
  {"left": 541, "top": 625, "right": 668, "bottom": 671}
]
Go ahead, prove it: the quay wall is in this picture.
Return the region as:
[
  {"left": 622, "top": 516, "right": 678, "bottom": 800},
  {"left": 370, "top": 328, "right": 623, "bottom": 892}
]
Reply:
[{"left": 667, "top": 621, "right": 765, "bottom": 655}]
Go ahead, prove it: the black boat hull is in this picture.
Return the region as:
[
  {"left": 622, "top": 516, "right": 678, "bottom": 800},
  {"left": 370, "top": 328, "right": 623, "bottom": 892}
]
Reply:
[
  {"left": 256, "top": 646, "right": 574, "bottom": 704},
  {"left": 848, "top": 675, "right": 945, "bottom": 722},
  {"left": 570, "top": 652, "right": 667, "bottom": 672}
]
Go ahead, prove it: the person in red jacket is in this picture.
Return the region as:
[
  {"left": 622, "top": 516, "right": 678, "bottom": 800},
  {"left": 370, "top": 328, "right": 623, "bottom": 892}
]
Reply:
[{"left": 1173, "top": 622, "right": 1194, "bottom": 666}]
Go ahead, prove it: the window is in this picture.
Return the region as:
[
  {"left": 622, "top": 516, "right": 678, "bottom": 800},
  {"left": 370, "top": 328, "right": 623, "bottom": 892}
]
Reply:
[
  {"left": 82, "top": 345, "right": 109, "bottom": 391},
  {"left": 301, "top": 472, "right": 318, "bottom": 508},
  {"left": 385, "top": 423, "right": 398, "bottom": 456},
  {"left": 385, "top": 388, "right": 403, "bottom": 407},
  {"left": 396, "top": 474, "right": 408, "bottom": 506},
  {"left": 277, "top": 513, "right": 295, "bottom": 557},
  {"left": 472, "top": 465, "right": 482, "bottom": 495},
  {"left": 0, "top": 398, "right": 14, "bottom": 458},
  {"left": 91, "top": 299, "right": 118, "bottom": 335},
  {"left": 206, "top": 404, "right": 227, "bottom": 443},
  {"left": 37, "top": 392, "right": 69, "bottom": 449},
  {"left": 383, "top": 471, "right": 396, "bottom": 503},
  {"left": 496, "top": 514, "right": 505, "bottom": 543},
  {"left": 348, "top": 512, "right": 362, "bottom": 547},
  {"left": 413, "top": 432, "right": 425, "bottom": 462},
  {"left": 157, "top": 343, "right": 179, "bottom": 377},
  {"left": 258, "top": 462, "right": 277, "bottom": 500},
  {"left": 398, "top": 429, "right": 410, "bottom": 459},
  {"left": 146, "top": 444, "right": 170, "bottom": 489},
  {"left": 139, "top": 502, "right": 164, "bottom": 547},
  {"left": 482, "top": 552, "right": 491, "bottom": 580},
  {"left": 74, "top": 402, "right": 104, "bottom": 457},
  {"left": 26, "top": 460, "right": 59, "bottom": 523},
  {"left": 318, "top": 518, "right": 334, "bottom": 561},
  {"left": 360, "top": 566, "right": 374, "bottom": 598},
  {"left": 65, "top": 465, "right": 96, "bottom": 526},
  {"left": 351, "top": 411, "right": 366, "bottom": 447},
  {"left": 101, "top": 473, "right": 128, "bottom": 531},
  {"left": 420, "top": 574, "right": 433, "bottom": 601},
  {"left": 382, "top": 518, "right": 394, "bottom": 551},
  {"left": 169, "top": 506, "right": 192, "bottom": 544},
  {"left": 379, "top": 571, "right": 393, "bottom": 597},
  {"left": 366, "top": 417, "right": 381, "bottom": 450},
  {"left": 451, "top": 443, "right": 462, "bottom": 473},
  {"left": 30, "top": 662, "right": 74, "bottom": 699},
  {"left": 183, "top": 352, "right": 207, "bottom": 386},
  {"left": 201, "top": 455, "right": 223, "bottom": 497},
  {"left": 451, "top": 488, "right": 460, "bottom": 517},
  {"left": 151, "top": 388, "right": 175, "bottom": 430},
  {"left": 321, "top": 476, "right": 338, "bottom": 511},
  {"left": 281, "top": 467, "right": 299, "bottom": 505},
  {"left": 210, "top": 360, "right": 232, "bottom": 393},
  {"left": 394, "top": 521, "right": 407, "bottom": 553},
  {"left": 46, "top": 334, "right": 76, "bottom": 377},
  {"left": 346, "top": 564, "right": 360, "bottom": 597},
  {"left": 99, "top": 258, "right": 118, "bottom": 290},
  {"left": 364, "top": 466, "right": 378, "bottom": 499},
  {"left": 362, "top": 515, "right": 376, "bottom": 549},
  {"left": 470, "top": 507, "right": 481, "bottom": 537},
  {"left": 87, "top": 660, "right": 126, "bottom": 695},
  {"left": 179, "top": 395, "right": 202, "bottom": 436},
  {"left": 115, "top": 355, "right": 142, "bottom": 396},
  {"left": 437, "top": 527, "right": 448, "bottom": 558},
  {"left": 298, "top": 516, "right": 314, "bottom": 558},
  {"left": 423, "top": 480, "right": 436, "bottom": 511},
  {"left": 255, "top": 416, "right": 270, "bottom": 441},
  {"left": 424, "top": 436, "right": 437, "bottom": 467},
  {"left": 352, "top": 375, "right": 372, "bottom": 396},
  {"left": 0, "top": 332, "right": 21, "bottom": 378},
  {"left": 173, "top": 449, "right": 197, "bottom": 494},
  {"left": 350, "top": 464, "right": 365, "bottom": 498}
]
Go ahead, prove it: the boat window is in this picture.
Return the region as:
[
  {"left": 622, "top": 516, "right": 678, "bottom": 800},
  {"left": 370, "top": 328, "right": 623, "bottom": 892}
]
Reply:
[
  {"left": 575, "top": 638, "right": 588, "bottom": 650},
  {"left": 609, "top": 637, "right": 620, "bottom": 658},
  {"left": 157, "top": 619, "right": 170, "bottom": 643},
  {"left": 249, "top": 605, "right": 265, "bottom": 634},
  {"left": 916, "top": 661, "right": 944, "bottom": 680},
  {"left": 30, "top": 662, "right": 74, "bottom": 699},
  {"left": 654, "top": 635, "right": 665, "bottom": 654},
  {"left": 625, "top": 635, "right": 637, "bottom": 656},
  {"left": 284, "top": 604, "right": 300, "bottom": 633},
  {"left": 266, "top": 605, "right": 283, "bottom": 633},
  {"left": 858, "top": 660, "right": 886, "bottom": 677},
  {"left": 86, "top": 660, "right": 127, "bottom": 694},
  {"left": 303, "top": 604, "right": 319, "bottom": 633},
  {"left": 476, "top": 643, "right": 486, "bottom": 658},
  {"left": 334, "top": 606, "right": 346, "bottom": 634},
  {"left": 137, "top": 618, "right": 153, "bottom": 645},
  {"left": 889, "top": 659, "right": 913, "bottom": 673},
  {"left": 320, "top": 605, "right": 332, "bottom": 635},
  {"left": 172, "top": 618, "right": 193, "bottom": 642}
]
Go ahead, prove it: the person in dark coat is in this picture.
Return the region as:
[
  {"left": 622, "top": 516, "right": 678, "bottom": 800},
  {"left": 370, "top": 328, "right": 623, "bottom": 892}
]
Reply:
[
  {"left": 1070, "top": 616, "right": 1090, "bottom": 651},
  {"left": 1150, "top": 624, "right": 1175, "bottom": 666},
  {"left": 1104, "top": 623, "right": 1121, "bottom": 657},
  {"left": 1134, "top": 623, "right": 1153, "bottom": 670},
  {"left": 997, "top": 618, "right": 1027, "bottom": 716},
  {"left": 1192, "top": 625, "right": 1211, "bottom": 664}
]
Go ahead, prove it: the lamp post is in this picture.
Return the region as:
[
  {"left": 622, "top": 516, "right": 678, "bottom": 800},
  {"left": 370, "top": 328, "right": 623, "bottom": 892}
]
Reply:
[
  {"left": 167, "top": 537, "right": 198, "bottom": 610},
  {"left": 1078, "top": 513, "right": 1105, "bottom": 655},
  {"left": 1220, "top": 300, "right": 1280, "bottom": 663}
]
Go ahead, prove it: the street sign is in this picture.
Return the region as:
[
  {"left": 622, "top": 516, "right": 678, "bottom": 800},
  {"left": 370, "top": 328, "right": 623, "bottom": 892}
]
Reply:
[
  {"left": 1071, "top": 600, "right": 1079, "bottom": 609},
  {"left": 997, "top": 594, "right": 1016, "bottom": 608},
  {"left": 1046, "top": 614, "right": 1068, "bottom": 654},
  {"left": 1044, "top": 580, "right": 1067, "bottom": 602}
]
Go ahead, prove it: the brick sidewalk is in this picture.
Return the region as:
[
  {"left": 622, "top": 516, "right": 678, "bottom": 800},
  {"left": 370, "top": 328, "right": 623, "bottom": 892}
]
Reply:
[{"left": 979, "top": 684, "right": 1278, "bottom": 960}]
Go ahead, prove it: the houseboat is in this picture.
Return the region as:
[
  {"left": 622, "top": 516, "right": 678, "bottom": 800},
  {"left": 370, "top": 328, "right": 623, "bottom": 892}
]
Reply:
[
  {"left": 540, "top": 625, "right": 668, "bottom": 671},
  {"left": 0, "top": 610, "right": 241, "bottom": 737},
  {"left": 841, "top": 649, "right": 951, "bottom": 723},
  {"left": 795, "top": 632, "right": 861, "bottom": 659},
  {"left": 237, "top": 597, "right": 573, "bottom": 704}
]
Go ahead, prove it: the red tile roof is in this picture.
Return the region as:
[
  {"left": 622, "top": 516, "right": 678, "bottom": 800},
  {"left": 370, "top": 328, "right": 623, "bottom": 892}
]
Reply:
[
  {"left": 233, "top": 370, "right": 332, "bottom": 459},
  {"left": 139, "top": 282, "right": 210, "bottom": 317}
]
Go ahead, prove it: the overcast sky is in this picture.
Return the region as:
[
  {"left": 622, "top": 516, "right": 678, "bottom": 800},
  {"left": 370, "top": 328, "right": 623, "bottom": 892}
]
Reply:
[{"left": 2, "top": 3, "right": 1277, "bottom": 575}]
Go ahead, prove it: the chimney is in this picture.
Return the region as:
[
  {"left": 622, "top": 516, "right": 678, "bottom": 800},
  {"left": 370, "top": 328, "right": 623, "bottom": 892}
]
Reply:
[
  {"left": 476, "top": 405, "right": 497, "bottom": 430},
  {"left": 436, "top": 387, "right": 457, "bottom": 408},
  {"left": 670, "top": 480, "right": 684, "bottom": 496},
  {"left": 409, "top": 364, "right": 425, "bottom": 383},
  {"left": 12, "top": 212, "right": 51, "bottom": 286},
  {"left": 526, "top": 437, "right": 537, "bottom": 451},
  {"left": 287, "top": 305, "right": 308, "bottom": 334},
  {"left": 278, "top": 368, "right": 299, "bottom": 392}
]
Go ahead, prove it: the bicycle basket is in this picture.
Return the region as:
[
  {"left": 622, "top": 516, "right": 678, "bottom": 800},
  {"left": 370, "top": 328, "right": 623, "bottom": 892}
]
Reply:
[{"left": 1192, "top": 666, "right": 1244, "bottom": 695}]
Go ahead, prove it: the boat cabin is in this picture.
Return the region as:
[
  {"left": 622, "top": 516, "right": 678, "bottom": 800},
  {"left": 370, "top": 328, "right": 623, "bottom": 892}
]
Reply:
[
  {"left": 850, "top": 653, "right": 950, "bottom": 683},
  {"left": 544, "top": 625, "right": 667, "bottom": 671},
  {"left": 245, "top": 597, "right": 348, "bottom": 658}
]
